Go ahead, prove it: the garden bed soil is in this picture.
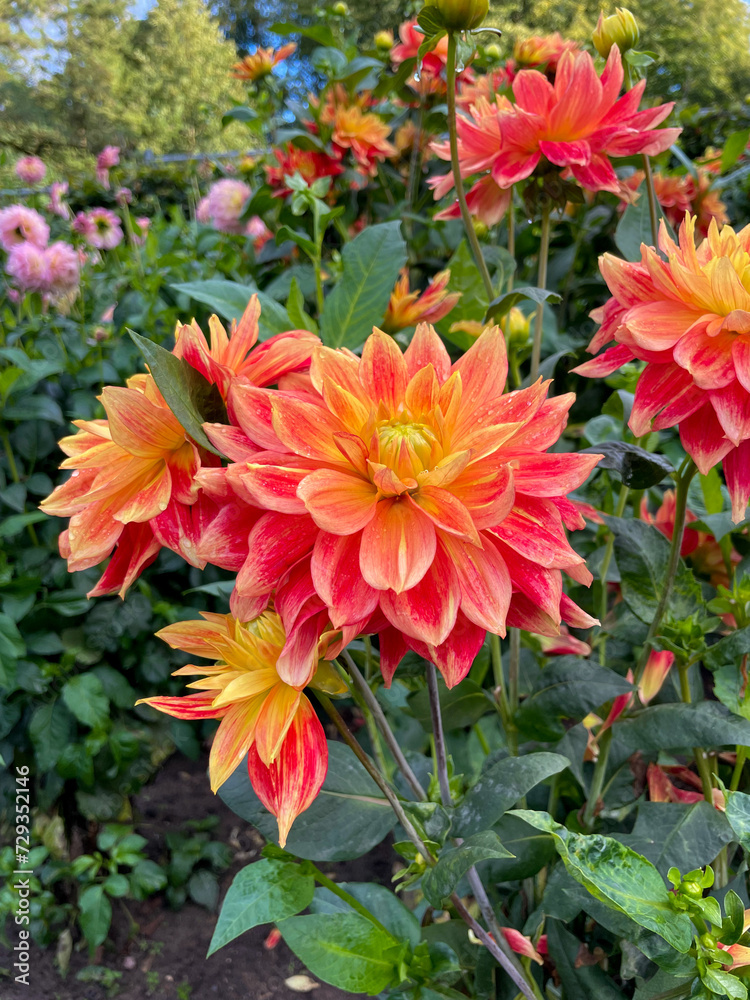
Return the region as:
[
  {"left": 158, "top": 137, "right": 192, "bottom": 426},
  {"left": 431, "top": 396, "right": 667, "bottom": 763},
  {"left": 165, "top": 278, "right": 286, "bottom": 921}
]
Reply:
[{"left": 0, "top": 752, "right": 397, "bottom": 1000}]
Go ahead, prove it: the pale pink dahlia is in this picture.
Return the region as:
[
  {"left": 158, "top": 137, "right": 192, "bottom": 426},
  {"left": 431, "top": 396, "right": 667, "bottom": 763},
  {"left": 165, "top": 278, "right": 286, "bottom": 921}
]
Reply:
[{"left": 0, "top": 206, "right": 50, "bottom": 251}]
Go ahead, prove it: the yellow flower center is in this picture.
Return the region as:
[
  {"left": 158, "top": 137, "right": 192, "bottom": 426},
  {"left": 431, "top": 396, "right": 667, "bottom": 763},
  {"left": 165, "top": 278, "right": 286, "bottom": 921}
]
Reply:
[{"left": 376, "top": 417, "right": 441, "bottom": 481}]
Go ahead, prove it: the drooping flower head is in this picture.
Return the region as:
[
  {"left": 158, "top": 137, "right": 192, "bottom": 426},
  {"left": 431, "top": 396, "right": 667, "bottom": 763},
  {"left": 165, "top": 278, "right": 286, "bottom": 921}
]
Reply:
[
  {"left": 47, "top": 181, "right": 70, "bottom": 219},
  {"left": 96, "top": 145, "right": 120, "bottom": 187},
  {"left": 382, "top": 269, "right": 461, "bottom": 334},
  {"left": 40, "top": 298, "right": 319, "bottom": 598},
  {"left": 205, "top": 179, "right": 252, "bottom": 234},
  {"left": 0, "top": 205, "right": 49, "bottom": 251},
  {"left": 573, "top": 215, "right": 750, "bottom": 521},
  {"left": 265, "top": 144, "right": 343, "bottom": 198},
  {"left": 137, "top": 610, "right": 345, "bottom": 846},
  {"left": 217, "top": 324, "right": 601, "bottom": 687},
  {"left": 15, "top": 156, "right": 46, "bottom": 185},
  {"left": 73, "top": 208, "right": 124, "bottom": 250},
  {"left": 5, "top": 241, "right": 50, "bottom": 293},
  {"left": 232, "top": 43, "right": 297, "bottom": 82}
]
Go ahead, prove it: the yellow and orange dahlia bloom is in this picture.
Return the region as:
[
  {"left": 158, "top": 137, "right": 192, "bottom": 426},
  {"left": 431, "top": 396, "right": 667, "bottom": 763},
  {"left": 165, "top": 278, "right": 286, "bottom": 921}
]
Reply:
[
  {"left": 231, "top": 43, "right": 297, "bottom": 82},
  {"left": 212, "top": 324, "right": 601, "bottom": 687},
  {"left": 573, "top": 215, "right": 750, "bottom": 521},
  {"left": 382, "top": 269, "right": 461, "bottom": 334},
  {"left": 138, "top": 610, "right": 345, "bottom": 846}
]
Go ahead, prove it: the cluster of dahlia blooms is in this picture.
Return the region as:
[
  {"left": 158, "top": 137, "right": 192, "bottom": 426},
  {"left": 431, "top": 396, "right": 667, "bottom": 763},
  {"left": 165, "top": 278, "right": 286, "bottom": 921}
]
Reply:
[
  {"left": 42, "top": 300, "right": 601, "bottom": 842},
  {"left": 573, "top": 214, "right": 750, "bottom": 522},
  {"left": 0, "top": 204, "right": 80, "bottom": 301},
  {"left": 431, "top": 44, "right": 680, "bottom": 223}
]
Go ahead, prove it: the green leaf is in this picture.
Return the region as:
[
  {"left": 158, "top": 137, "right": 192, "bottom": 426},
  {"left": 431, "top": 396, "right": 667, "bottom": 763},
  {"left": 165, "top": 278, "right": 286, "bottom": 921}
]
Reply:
[
  {"left": 319, "top": 222, "right": 407, "bottom": 350},
  {"left": 615, "top": 182, "right": 676, "bottom": 261},
  {"left": 61, "top": 674, "right": 110, "bottom": 729},
  {"left": 278, "top": 912, "right": 405, "bottom": 995},
  {"left": 219, "top": 742, "right": 396, "bottom": 861},
  {"left": 103, "top": 874, "right": 130, "bottom": 898},
  {"left": 29, "top": 699, "right": 75, "bottom": 770},
  {"left": 188, "top": 869, "right": 219, "bottom": 911},
  {"left": 208, "top": 859, "right": 314, "bottom": 956},
  {"left": 453, "top": 752, "right": 569, "bottom": 837},
  {"left": 79, "top": 885, "right": 112, "bottom": 952},
  {"left": 583, "top": 441, "right": 673, "bottom": 489},
  {"left": 604, "top": 516, "right": 701, "bottom": 622},
  {"left": 421, "top": 832, "right": 514, "bottom": 907},
  {"left": 481, "top": 814, "right": 558, "bottom": 881},
  {"left": 129, "top": 860, "right": 167, "bottom": 899},
  {"left": 128, "top": 330, "right": 224, "bottom": 455},
  {"left": 514, "top": 811, "right": 694, "bottom": 953},
  {"left": 620, "top": 802, "right": 734, "bottom": 878},
  {"left": 515, "top": 658, "right": 633, "bottom": 741},
  {"left": 309, "top": 882, "right": 420, "bottom": 950},
  {"left": 615, "top": 702, "right": 750, "bottom": 754},
  {"left": 725, "top": 790, "right": 750, "bottom": 853},
  {"left": 702, "top": 966, "right": 747, "bottom": 1000},
  {"left": 704, "top": 626, "right": 750, "bottom": 670},
  {"left": 722, "top": 130, "right": 750, "bottom": 173},
  {"left": 170, "top": 280, "right": 291, "bottom": 340},
  {"left": 4, "top": 395, "right": 64, "bottom": 423},
  {"left": 276, "top": 225, "right": 318, "bottom": 258},
  {"left": 286, "top": 276, "right": 317, "bottom": 334},
  {"left": 485, "top": 286, "right": 561, "bottom": 324},
  {"left": 0, "top": 511, "right": 49, "bottom": 539},
  {"left": 222, "top": 105, "right": 257, "bottom": 127},
  {"left": 545, "top": 921, "right": 627, "bottom": 1000}
]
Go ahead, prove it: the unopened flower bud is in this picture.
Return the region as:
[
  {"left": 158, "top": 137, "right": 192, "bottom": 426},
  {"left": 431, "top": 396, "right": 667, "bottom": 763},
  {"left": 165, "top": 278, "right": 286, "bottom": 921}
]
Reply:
[
  {"left": 485, "top": 42, "right": 502, "bottom": 60},
  {"left": 332, "top": 1, "right": 348, "bottom": 15},
  {"left": 472, "top": 219, "right": 489, "bottom": 240},
  {"left": 505, "top": 306, "right": 533, "bottom": 347},
  {"left": 593, "top": 8, "right": 639, "bottom": 58},
  {"left": 375, "top": 30, "right": 394, "bottom": 50},
  {"left": 427, "top": 0, "right": 489, "bottom": 33}
]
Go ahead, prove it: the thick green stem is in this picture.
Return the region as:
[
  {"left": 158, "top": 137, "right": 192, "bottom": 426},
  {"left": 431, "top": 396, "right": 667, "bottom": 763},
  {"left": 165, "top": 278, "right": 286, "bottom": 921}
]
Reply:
[
  {"left": 446, "top": 33, "right": 494, "bottom": 301},
  {"left": 642, "top": 154, "right": 661, "bottom": 249},
  {"left": 506, "top": 198, "right": 515, "bottom": 292},
  {"left": 583, "top": 726, "right": 612, "bottom": 828},
  {"left": 508, "top": 629, "right": 521, "bottom": 719},
  {"left": 634, "top": 459, "right": 698, "bottom": 684},
  {"left": 529, "top": 207, "right": 551, "bottom": 380},
  {"left": 677, "top": 663, "right": 715, "bottom": 805},
  {"left": 731, "top": 746, "right": 748, "bottom": 791},
  {"left": 341, "top": 649, "right": 426, "bottom": 801},
  {"left": 308, "top": 865, "right": 393, "bottom": 937}
]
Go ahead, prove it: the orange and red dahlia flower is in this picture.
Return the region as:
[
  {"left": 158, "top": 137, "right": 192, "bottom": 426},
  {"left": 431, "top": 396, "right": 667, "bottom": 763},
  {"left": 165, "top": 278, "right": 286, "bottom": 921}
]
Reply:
[
  {"left": 512, "top": 33, "right": 580, "bottom": 72},
  {"left": 41, "top": 298, "right": 319, "bottom": 597},
  {"left": 331, "top": 105, "right": 397, "bottom": 177},
  {"left": 137, "top": 610, "right": 345, "bottom": 845},
  {"left": 573, "top": 215, "right": 750, "bottom": 521},
  {"left": 382, "top": 269, "right": 461, "bottom": 334},
  {"left": 265, "top": 144, "right": 343, "bottom": 197},
  {"left": 213, "top": 323, "right": 600, "bottom": 688}
]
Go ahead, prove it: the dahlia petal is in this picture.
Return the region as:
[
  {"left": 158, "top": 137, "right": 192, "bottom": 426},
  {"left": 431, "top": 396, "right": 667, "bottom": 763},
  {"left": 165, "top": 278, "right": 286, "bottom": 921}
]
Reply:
[
  {"left": 679, "top": 403, "right": 733, "bottom": 476},
  {"left": 271, "top": 395, "right": 347, "bottom": 461},
  {"left": 404, "top": 322, "right": 452, "bottom": 383},
  {"left": 241, "top": 463, "right": 310, "bottom": 514},
  {"left": 253, "top": 682, "right": 302, "bottom": 766},
  {"left": 359, "top": 328, "right": 408, "bottom": 411},
  {"left": 440, "top": 532, "right": 511, "bottom": 635},
  {"left": 151, "top": 494, "right": 218, "bottom": 568},
  {"left": 629, "top": 363, "right": 702, "bottom": 437},
  {"left": 492, "top": 496, "right": 584, "bottom": 570},
  {"left": 276, "top": 613, "right": 326, "bottom": 689},
  {"left": 310, "top": 345, "right": 365, "bottom": 398},
  {"left": 87, "top": 521, "right": 161, "bottom": 598},
  {"left": 504, "top": 393, "right": 573, "bottom": 451},
  {"left": 380, "top": 543, "right": 460, "bottom": 646},
  {"left": 236, "top": 512, "right": 318, "bottom": 597},
  {"left": 209, "top": 698, "right": 265, "bottom": 792},
  {"left": 196, "top": 498, "right": 261, "bottom": 572},
  {"left": 228, "top": 382, "right": 287, "bottom": 451},
  {"left": 673, "top": 327, "right": 737, "bottom": 389},
  {"left": 377, "top": 626, "right": 409, "bottom": 687},
  {"left": 710, "top": 383, "right": 750, "bottom": 447},
  {"left": 101, "top": 386, "right": 184, "bottom": 456},
  {"left": 311, "top": 531, "right": 379, "bottom": 627},
  {"left": 240, "top": 330, "right": 318, "bottom": 388},
  {"left": 297, "top": 468, "right": 378, "bottom": 533},
  {"left": 247, "top": 696, "right": 327, "bottom": 847},
  {"left": 136, "top": 691, "right": 223, "bottom": 721},
  {"left": 511, "top": 452, "right": 601, "bottom": 497},
  {"left": 423, "top": 612, "right": 486, "bottom": 688},
  {"left": 560, "top": 593, "right": 598, "bottom": 629},
  {"left": 494, "top": 540, "right": 562, "bottom": 624},
  {"left": 322, "top": 377, "right": 370, "bottom": 432},
  {"left": 410, "top": 486, "right": 480, "bottom": 545},
  {"left": 203, "top": 422, "right": 259, "bottom": 461},
  {"left": 571, "top": 343, "right": 634, "bottom": 377},
  {"left": 733, "top": 337, "right": 750, "bottom": 395},
  {"left": 539, "top": 139, "right": 591, "bottom": 167},
  {"left": 505, "top": 593, "right": 560, "bottom": 636},
  {"left": 405, "top": 364, "right": 440, "bottom": 415},
  {"left": 723, "top": 441, "right": 750, "bottom": 523},
  {"left": 451, "top": 326, "right": 508, "bottom": 427},
  {"left": 626, "top": 301, "right": 703, "bottom": 352},
  {"left": 360, "top": 498, "right": 436, "bottom": 593},
  {"left": 334, "top": 431, "right": 370, "bottom": 474}
]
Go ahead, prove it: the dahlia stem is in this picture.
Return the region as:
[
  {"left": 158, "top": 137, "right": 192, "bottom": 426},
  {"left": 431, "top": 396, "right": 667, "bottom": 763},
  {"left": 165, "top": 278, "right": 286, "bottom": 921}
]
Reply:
[
  {"left": 426, "top": 663, "right": 453, "bottom": 807},
  {"left": 490, "top": 633, "right": 516, "bottom": 751},
  {"left": 530, "top": 205, "right": 552, "bottom": 381},
  {"left": 508, "top": 629, "right": 521, "bottom": 719},
  {"left": 506, "top": 197, "right": 515, "bottom": 292},
  {"left": 314, "top": 691, "right": 434, "bottom": 861},
  {"left": 596, "top": 482, "right": 630, "bottom": 666},
  {"left": 341, "top": 649, "right": 427, "bottom": 801},
  {"left": 427, "top": 663, "right": 540, "bottom": 1000},
  {"left": 446, "top": 32, "right": 494, "bottom": 301},
  {"left": 642, "top": 154, "right": 661, "bottom": 248},
  {"left": 582, "top": 725, "right": 612, "bottom": 829},
  {"left": 677, "top": 661, "right": 715, "bottom": 805},
  {"left": 731, "top": 745, "right": 748, "bottom": 791},
  {"left": 634, "top": 458, "right": 698, "bottom": 685},
  {"left": 308, "top": 864, "right": 393, "bottom": 937}
]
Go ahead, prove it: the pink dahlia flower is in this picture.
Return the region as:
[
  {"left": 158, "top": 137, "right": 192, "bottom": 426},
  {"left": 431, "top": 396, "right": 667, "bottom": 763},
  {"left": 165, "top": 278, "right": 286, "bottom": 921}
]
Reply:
[
  {"left": 6, "top": 241, "right": 51, "bottom": 293},
  {"left": 45, "top": 241, "right": 80, "bottom": 296},
  {"left": 15, "top": 156, "right": 46, "bottom": 185},
  {"left": 206, "top": 179, "right": 252, "bottom": 234},
  {"left": 47, "top": 182, "right": 70, "bottom": 219},
  {"left": 0, "top": 205, "right": 50, "bottom": 251},
  {"left": 73, "top": 208, "right": 123, "bottom": 250}
]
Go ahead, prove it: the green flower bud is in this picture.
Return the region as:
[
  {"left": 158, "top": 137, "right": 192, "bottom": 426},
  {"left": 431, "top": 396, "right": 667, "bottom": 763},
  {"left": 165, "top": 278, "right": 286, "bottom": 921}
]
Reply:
[
  {"left": 332, "top": 1, "right": 348, "bottom": 15},
  {"left": 427, "top": 0, "right": 489, "bottom": 32},
  {"left": 485, "top": 42, "right": 502, "bottom": 59},
  {"left": 375, "top": 30, "right": 394, "bottom": 50},
  {"left": 593, "top": 8, "right": 640, "bottom": 58}
]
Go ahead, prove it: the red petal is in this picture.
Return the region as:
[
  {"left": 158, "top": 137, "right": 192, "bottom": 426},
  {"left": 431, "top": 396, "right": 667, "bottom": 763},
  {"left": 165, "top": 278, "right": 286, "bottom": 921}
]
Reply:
[
  {"left": 237, "top": 512, "right": 318, "bottom": 597},
  {"left": 679, "top": 403, "right": 733, "bottom": 476},
  {"left": 359, "top": 328, "right": 408, "bottom": 411},
  {"left": 440, "top": 533, "right": 511, "bottom": 635},
  {"left": 311, "top": 531, "right": 379, "bottom": 627},
  {"left": 410, "top": 487, "right": 480, "bottom": 545},
  {"left": 723, "top": 440, "right": 750, "bottom": 523}
]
